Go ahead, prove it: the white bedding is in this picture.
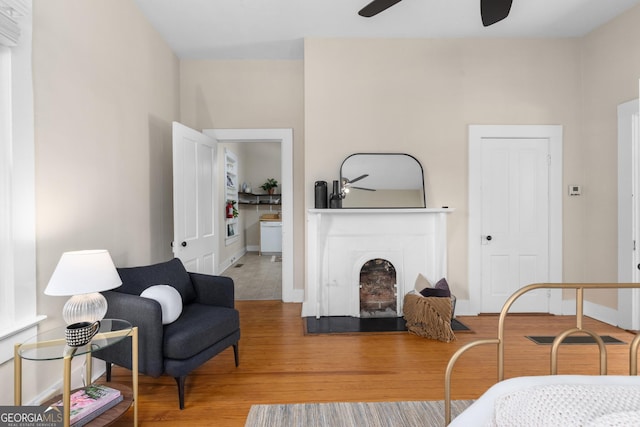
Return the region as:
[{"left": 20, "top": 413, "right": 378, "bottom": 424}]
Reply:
[{"left": 449, "top": 375, "right": 640, "bottom": 426}]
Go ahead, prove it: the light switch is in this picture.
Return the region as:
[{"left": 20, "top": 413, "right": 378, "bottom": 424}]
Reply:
[{"left": 569, "top": 185, "right": 581, "bottom": 196}]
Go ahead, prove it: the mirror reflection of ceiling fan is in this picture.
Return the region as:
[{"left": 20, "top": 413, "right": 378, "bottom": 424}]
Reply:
[
  {"left": 342, "top": 174, "right": 376, "bottom": 192},
  {"left": 358, "top": 0, "right": 513, "bottom": 27}
]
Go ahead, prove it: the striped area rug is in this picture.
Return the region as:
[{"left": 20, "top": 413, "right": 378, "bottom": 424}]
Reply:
[{"left": 244, "top": 400, "right": 474, "bottom": 427}]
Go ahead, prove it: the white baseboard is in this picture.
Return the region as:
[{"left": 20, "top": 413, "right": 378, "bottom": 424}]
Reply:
[
  {"left": 285, "top": 288, "right": 305, "bottom": 303},
  {"left": 218, "top": 247, "right": 248, "bottom": 274},
  {"left": 451, "top": 299, "right": 474, "bottom": 316},
  {"left": 560, "top": 297, "right": 618, "bottom": 325},
  {"left": 583, "top": 300, "right": 619, "bottom": 327},
  {"left": 452, "top": 298, "right": 619, "bottom": 328}
]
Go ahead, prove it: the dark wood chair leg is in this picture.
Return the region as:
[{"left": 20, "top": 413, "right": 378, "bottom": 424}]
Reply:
[
  {"left": 233, "top": 343, "right": 239, "bottom": 367},
  {"left": 105, "top": 362, "right": 112, "bottom": 381},
  {"left": 175, "top": 376, "right": 186, "bottom": 409}
]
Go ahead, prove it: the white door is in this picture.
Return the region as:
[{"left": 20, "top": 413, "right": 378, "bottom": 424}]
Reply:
[
  {"left": 480, "top": 138, "right": 551, "bottom": 313},
  {"left": 617, "top": 98, "right": 640, "bottom": 329},
  {"left": 172, "top": 122, "right": 218, "bottom": 274}
]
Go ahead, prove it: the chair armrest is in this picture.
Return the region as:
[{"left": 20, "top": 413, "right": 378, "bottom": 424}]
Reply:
[
  {"left": 95, "top": 290, "right": 165, "bottom": 377},
  {"left": 189, "top": 273, "right": 235, "bottom": 308}
]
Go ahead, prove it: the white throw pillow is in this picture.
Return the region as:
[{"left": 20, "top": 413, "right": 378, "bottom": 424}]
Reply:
[
  {"left": 140, "top": 285, "right": 183, "bottom": 325},
  {"left": 414, "top": 273, "right": 433, "bottom": 294}
]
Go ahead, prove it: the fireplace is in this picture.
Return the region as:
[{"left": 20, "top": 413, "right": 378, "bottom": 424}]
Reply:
[
  {"left": 304, "top": 208, "right": 453, "bottom": 318},
  {"left": 360, "top": 259, "right": 397, "bottom": 317}
]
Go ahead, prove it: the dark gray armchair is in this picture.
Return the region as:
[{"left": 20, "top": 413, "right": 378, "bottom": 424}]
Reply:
[{"left": 94, "top": 258, "right": 240, "bottom": 409}]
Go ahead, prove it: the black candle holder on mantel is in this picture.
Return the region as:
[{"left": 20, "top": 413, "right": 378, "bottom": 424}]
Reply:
[
  {"left": 329, "top": 180, "right": 342, "bottom": 209},
  {"left": 314, "top": 181, "right": 328, "bottom": 208}
]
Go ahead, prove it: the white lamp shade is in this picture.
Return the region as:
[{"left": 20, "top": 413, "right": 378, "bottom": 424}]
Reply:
[{"left": 45, "top": 250, "right": 122, "bottom": 296}]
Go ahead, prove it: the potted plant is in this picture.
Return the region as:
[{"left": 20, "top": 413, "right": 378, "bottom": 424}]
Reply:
[{"left": 260, "top": 178, "right": 279, "bottom": 195}]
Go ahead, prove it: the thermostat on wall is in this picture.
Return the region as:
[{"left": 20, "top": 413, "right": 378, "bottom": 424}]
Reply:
[{"left": 569, "top": 185, "right": 581, "bottom": 196}]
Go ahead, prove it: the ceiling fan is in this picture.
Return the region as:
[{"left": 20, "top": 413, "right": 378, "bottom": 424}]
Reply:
[
  {"left": 342, "top": 174, "right": 376, "bottom": 192},
  {"left": 358, "top": 0, "right": 513, "bottom": 27}
]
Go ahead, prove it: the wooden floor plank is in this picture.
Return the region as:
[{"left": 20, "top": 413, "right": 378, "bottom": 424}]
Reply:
[{"left": 102, "top": 300, "right": 637, "bottom": 426}]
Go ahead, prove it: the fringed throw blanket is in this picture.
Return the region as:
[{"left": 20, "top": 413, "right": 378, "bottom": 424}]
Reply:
[{"left": 403, "top": 293, "right": 455, "bottom": 342}]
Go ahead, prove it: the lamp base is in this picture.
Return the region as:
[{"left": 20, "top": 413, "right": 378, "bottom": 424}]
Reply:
[{"left": 63, "top": 292, "right": 108, "bottom": 324}]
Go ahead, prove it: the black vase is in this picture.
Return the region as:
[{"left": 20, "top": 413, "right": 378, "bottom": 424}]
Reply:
[
  {"left": 329, "top": 180, "right": 342, "bottom": 209},
  {"left": 315, "top": 181, "right": 328, "bottom": 208}
]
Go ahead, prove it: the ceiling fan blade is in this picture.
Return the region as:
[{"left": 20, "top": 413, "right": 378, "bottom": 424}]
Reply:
[
  {"left": 358, "top": 0, "right": 403, "bottom": 17},
  {"left": 481, "top": 0, "right": 513, "bottom": 27},
  {"left": 352, "top": 186, "right": 376, "bottom": 192},
  {"left": 348, "top": 174, "right": 369, "bottom": 184}
]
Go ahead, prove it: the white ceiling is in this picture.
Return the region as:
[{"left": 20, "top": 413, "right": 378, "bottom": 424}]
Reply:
[{"left": 133, "top": 0, "right": 640, "bottom": 60}]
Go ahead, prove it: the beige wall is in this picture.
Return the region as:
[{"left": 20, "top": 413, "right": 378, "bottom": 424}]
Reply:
[
  {"left": 304, "top": 38, "right": 582, "bottom": 300},
  {"left": 578, "top": 5, "right": 640, "bottom": 306},
  {"left": 25, "top": 2, "right": 640, "bottom": 321},
  {"left": 7, "top": 0, "right": 638, "bottom": 406},
  {"left": 180, "top": 60, "right": 304, "bottom": 288},
  {"left": 14, "top": 0, "right": 179, "bottom": 403},
  {"left": 34, "top": 0, "right": 179, "bottom": 317},
  {"left": 303, "top": 4, "right": 640, "bottom": 306},
  {"left": 179, "top": 4, "right": 640, "bottom": 305}
]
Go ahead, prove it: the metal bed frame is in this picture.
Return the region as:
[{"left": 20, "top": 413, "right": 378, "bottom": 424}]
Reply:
[{"left": 444, "top": 283, "right": 640, "bottom": 425}]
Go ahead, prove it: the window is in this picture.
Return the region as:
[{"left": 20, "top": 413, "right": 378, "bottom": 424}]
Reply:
[
  {"left": 0, "top": 0, "right": 43, "bottom": 365},
  {"left": 0, "top": 44, "right": 13, "bottom": 329}
]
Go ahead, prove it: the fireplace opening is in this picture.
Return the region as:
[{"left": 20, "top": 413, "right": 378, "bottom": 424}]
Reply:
[{"left": 359, "top": 258, "right": 397, "bottom": 318}]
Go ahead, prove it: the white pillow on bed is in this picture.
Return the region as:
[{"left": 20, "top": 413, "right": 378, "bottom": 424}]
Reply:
[
  {"left": 140, "top": 285, "right": 183, "bottom": 324},
  {"left": 492, "top": 383, "right": 640, "bottom": 427},
  {"left": 449, "top": 376, "right": 640, "bottom": 427}
]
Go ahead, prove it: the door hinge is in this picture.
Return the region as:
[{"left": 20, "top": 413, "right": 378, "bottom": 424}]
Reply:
[{"left": 547, "top": 154, "right": 551, "bottom": 166}]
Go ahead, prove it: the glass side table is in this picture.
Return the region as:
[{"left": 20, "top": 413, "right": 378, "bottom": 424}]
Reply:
[{"left": 14, "top": 319, "right": 138, "bottom": 427}]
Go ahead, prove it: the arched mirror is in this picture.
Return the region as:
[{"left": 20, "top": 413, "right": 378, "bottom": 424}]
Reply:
[{"left": 340, "top": 153, "right": 426, "bottom": 208}]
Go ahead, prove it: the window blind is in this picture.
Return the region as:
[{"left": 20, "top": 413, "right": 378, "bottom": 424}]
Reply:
[{"left": 0, "top": 0, "right": 29, "bottom": 47}]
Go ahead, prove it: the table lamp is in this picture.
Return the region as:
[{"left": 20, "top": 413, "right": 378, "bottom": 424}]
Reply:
[{"left": 45, "top": 250, "right": 122, "bottom": 324}]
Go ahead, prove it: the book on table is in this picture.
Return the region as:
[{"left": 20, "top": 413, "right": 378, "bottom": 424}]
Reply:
[
  {"left": 49, "top": 384, "right": 123, "bottom": 426},
  {"left": 72, "top": 394, "right": 123, "bottom": 427}
]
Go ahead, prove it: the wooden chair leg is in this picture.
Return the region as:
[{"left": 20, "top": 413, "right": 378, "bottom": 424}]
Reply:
[
  {"left": 105, "top": 362, "right": 112, "bottom": 381},
  {"left": 233, "top": 343, "right": 239, "bottom": 367},
  {"left": 175, "top": 376, "right": 186, "bottom": 409}
]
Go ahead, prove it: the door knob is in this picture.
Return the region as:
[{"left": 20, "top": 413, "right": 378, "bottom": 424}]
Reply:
[
  {"left": 181, "top": 241, "right": 187, "bottom": 247},
  {"left": 486, "top": 235, "right": 492, "bottom": 241}
]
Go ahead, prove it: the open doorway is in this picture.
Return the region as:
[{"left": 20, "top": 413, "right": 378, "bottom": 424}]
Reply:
[
  {"left": 221, "top": 140, "right": 282, "bottom": 300},
  {"left": 203, "top": 128, "right": 295, "bottom": 302}
]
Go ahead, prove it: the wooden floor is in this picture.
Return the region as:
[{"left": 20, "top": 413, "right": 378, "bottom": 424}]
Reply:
[{"left": 104, "top": 301, "right": 638, "bottom": 426}]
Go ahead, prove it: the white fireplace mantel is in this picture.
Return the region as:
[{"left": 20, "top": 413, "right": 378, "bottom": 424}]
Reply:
[{"left": 303, "top": 208, "right": 454, "bottom": 318}]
